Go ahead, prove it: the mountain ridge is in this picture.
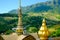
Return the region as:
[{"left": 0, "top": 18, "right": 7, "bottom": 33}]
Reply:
[{"left": 8, "top": 0, "right": 60, "bottom": 14}]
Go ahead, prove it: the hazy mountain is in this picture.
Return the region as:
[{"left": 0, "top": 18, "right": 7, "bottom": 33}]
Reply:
[
  {"left": 8, "top": 0, "right": 60, "bottom": 14},
  {"left": 7, "top": 0, "right": 60, "bottom": 21},
  {"left": 9, "top": 9, "right": 17, "bottom": 14}
]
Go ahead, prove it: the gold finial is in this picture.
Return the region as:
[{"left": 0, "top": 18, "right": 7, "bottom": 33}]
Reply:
[
  {"left": 42, "top": 18, "right": 46, "bottom": 26},
  {"left": 38, "top": 18, "right": 49, "bottom": 40}
]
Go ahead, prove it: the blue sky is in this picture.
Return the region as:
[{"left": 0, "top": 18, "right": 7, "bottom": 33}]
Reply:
[{"left": 0, "top": 0, "right": 48, "bottom": 13}]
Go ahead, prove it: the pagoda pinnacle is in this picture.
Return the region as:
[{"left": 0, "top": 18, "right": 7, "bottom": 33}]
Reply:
[
  {"left": 38, "top": 18, "right": 49, "bottom": 40},
  {"left": 42, "top": 18, "right": 46, "bottom": 26},
  {"left": 16, "top": 0, "right": 23, "bottom": 36}
]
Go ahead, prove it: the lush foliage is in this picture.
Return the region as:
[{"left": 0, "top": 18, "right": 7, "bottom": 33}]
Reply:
[
  {"left": 26, "top": 27, "right": 38, "bottom": 33},
  {"left": 0, "top": 0, "right": 60, "bottom": 37},
  {"left": 49, "top": 25, "right": 60, "bottom": 37},
  {"left": 5, "top": 30, "right": 14, "bottom": 35}
]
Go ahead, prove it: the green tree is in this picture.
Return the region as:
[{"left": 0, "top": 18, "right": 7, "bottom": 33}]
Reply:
[{"left": 27, "top": 27, "right": 38, "bottom": 33}]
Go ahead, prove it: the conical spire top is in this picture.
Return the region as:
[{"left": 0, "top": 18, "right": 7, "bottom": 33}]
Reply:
[
  {"left": 40, "top": 18, "right": 47, "bottom": 30},
  {"left": 42, "top": 18, "right": 46, "bottom": 23},
  {"left": 17, "top": 0, "right": 23, "bottom": 28},
  {"left": 16, "top": 0, "right": 23, "bottom": 36},
  {"left": 18, "top": 0, "right": 21, "bottom": 9},
  {"left": 42, "top": 18, "right": 46, "bottom": 26},
  {"left": 38, "top": 18, "right": 49, "bottom": 40}
]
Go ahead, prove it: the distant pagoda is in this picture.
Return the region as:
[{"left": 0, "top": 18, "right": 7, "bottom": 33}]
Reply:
[{"left": 16, "top": 0, "right": 23, "bottom": 36}]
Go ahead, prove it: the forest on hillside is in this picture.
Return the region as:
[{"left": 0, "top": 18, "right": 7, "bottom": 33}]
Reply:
[{"left": 0, "top": 0, "right": 60, "bottom": 37}]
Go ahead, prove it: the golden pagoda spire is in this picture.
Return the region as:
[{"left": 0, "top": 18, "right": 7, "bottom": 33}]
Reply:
[
  {"left": 16, "top": 0, "right": 23, "bottom": 36},
  {"left": 38, "top": 18, "right": 49, "bottom": 40}
]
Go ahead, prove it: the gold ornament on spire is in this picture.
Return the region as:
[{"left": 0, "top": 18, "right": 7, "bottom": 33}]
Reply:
[{"left": 38, "top": 18, "right": 49, "bottom": 40}]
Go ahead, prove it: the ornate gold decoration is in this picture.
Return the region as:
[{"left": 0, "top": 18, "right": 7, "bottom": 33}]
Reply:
[{"left": 38, "top": 18, "right": 49, "bottom": 40}]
